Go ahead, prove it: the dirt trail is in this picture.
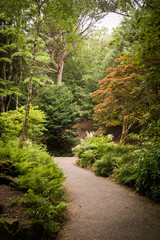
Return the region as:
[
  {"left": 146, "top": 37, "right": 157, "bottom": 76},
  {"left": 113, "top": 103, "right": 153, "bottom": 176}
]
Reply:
[{"left": 54, "top": 157, "right": 160, "bottom": 240}]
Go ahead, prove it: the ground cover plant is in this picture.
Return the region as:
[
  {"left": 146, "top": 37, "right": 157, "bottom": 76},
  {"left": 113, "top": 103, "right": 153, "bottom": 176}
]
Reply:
[
  {"left": 0, "top": 139, "right": 66, "bottom": 238},
  {"left": 0, "top": 101, "right": 67, "bottom": 238},
  {"left": 74, "top": 133, "right": 114, "bottom": 168}
]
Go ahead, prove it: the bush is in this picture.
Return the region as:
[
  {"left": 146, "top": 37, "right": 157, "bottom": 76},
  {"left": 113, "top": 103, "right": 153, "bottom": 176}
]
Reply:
[
  {"left": 0, "top": 105, "right": 46, "bottom": 142},
  {"left": 74, "top": 133, "right": 114, "bottom": 167},
  {"left": 77, "top": 149, "right": 97, "bottom": 168},
  {"left": 134, "top": 139, "right": 160, "bottom": 201},
  {"left": 94, "top": 154, "right": 117, "bottom": 177},
  {"left": 127, "top": 122, "right": 160, "bottom": 201},
  {"left": 0, "top": 140, "right": 66, "bottom": 233},
  {"left": 74, "top": 133, "right": 133, "bottom": 171},
  {"left": 114, "top": 152, "right": 137, "bottom": 186}
]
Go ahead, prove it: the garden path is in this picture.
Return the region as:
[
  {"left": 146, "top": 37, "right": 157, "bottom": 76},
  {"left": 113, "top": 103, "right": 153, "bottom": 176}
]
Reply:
[{"left": 54, "top": 157, "right": 160, "bottom": 240}]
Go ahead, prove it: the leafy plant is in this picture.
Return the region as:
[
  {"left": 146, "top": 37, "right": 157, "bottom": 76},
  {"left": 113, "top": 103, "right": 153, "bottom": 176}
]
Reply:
[
  {"left": 114, "top": 155, "right": 137, "bottom": 186},
  {"left": 134, "top": 139, "right": 160, "bottom": 201},
  {"left": 75, "top": 133, "right": 132, "bottom": 172},
  {"left": 75, "top": 134, "right": 114, "bottom": 167},
  {"left": 77, "top": 149, "right": 97, "bottom": 168},
  {"left": 0, "top": 139, "right": 66, "bottom": 232},
  {"left": 94, "top": 154, "right": 117, "bottom": 177},
  {"left": 0, "top": 105, "right": 46, "bottom": 142}
]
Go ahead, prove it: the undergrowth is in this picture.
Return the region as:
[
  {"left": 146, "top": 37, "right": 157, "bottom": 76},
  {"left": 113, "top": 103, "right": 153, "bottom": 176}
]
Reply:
[{"left": 0, "top": 139, "right": 66, "bottom": 235}]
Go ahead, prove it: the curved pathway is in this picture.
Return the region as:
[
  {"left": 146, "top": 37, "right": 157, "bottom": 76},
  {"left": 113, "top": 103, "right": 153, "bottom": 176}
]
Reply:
[{"left": 54, "top": 157, "right": 160, "bottom": 240}]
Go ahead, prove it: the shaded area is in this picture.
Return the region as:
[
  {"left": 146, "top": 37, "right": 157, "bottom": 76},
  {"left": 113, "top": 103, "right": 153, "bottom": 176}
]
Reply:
[
  {"left": 0, "top": 185, "right": 29, "bottom": 225},
  {"left": 55, "top": 157, "right": 160, "bottom": 240}
]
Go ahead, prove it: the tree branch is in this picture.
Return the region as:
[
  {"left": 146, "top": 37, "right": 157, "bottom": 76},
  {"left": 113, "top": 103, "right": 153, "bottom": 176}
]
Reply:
[{"left": 51, "top": 50, "right": 58, "bottom": 70}]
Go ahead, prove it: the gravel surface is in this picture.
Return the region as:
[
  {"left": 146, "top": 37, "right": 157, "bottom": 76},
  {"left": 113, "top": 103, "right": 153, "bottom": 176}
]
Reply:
[{"left": 54, "top": 157, "right": 160, "bottom": 240}]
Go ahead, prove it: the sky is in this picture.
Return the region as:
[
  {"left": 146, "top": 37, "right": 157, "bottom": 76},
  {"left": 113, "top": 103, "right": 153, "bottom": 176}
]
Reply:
[{"left": 96, "top": 13, "right": 124, "bottom": 34}]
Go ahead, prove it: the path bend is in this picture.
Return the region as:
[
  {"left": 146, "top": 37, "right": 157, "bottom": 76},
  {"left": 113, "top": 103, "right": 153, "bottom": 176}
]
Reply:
[{"left": 54, "top": 157, "right": 160, "bottom": 240}]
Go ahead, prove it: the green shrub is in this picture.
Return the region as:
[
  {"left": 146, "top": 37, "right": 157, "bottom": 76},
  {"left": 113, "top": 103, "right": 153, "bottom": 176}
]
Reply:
[
  {"left": 75, "top": 134, "right": 114, "bottom": 167},
  {"left": 75, "top": 133, "right": 134, "bottom": 172},
  {"left": 0, "top": 105, "right": 46, "bottom": 142},
  {"left": 94, "top": 154, "right": 118, "bottom": 177},
  {"left": 77, "top": 149, "right": 97, "bottom": 167},
  {"left": 114, "top": 164, "right": 137, "bottom": 186},
  {"left": 0, "top": 139, "right": 66, "bottom": 233},
  {"left": 134, "top": 139, "right": 160, "bottom": 201},
  {"left": 75, "top": 127, "right": 160, "bottom": 202},
  {"left": 114, "top": 152, "right": 137, "bottom": 186}
]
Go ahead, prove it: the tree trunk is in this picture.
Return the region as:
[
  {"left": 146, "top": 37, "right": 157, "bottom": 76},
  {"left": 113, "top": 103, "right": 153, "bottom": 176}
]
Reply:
[
  {"left": 16, "top": 56, "right": 23, "bottom": 109},
  {"left": 6, "top": 54, "right": 13, "bottom": 112},
  {"left": 120, "top": 116, "right": 138, "bottom": 141},
  {"left": 57, "top": 60, "right": 64, "bottom": 85},
  {"left": 0, "top": 63, "right": 7, "bottom": 112},
  {"left": 0, "top": 96, "right": 6, "bottom": 113},
  {"left": 19, "top": 2, "right": 41, "bottom": 148},
  {"left": 120, "top": 125, "right": 129, "bottom": 141},
  {"left": 16, "top": 93, "right": 19, "bottom": 109},
  {"left": 55, "top": 44, "right": 71, "bottom": 85},
  {"left": 6, "top": 95, "right": 11, "bottom": 112}
]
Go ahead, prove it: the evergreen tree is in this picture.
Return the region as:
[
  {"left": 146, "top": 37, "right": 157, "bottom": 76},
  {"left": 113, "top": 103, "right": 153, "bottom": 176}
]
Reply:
[{"left": 37, "top": 84, "right": 79, "bottom": 155}]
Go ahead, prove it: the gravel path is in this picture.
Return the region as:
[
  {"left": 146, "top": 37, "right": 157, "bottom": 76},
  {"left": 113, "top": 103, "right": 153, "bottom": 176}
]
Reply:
[{"left": 54, "top": 157, "right": 160, "bottom": 240}]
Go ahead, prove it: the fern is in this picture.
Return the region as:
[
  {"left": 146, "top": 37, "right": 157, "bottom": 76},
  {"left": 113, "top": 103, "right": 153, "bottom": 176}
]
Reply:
[
  {"left": 0, "top": 140, "right": 66, "bottom": 232},
  {"left": 0, "top": 57, "right": 12, "bottom": 63},
  {"left": 35, "top": 52, "right": 50, "bottom": 63}
]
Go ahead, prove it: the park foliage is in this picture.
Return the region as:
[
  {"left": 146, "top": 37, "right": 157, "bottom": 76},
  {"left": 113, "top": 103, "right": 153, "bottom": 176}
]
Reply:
[{"left": 0, "top": 0, "right": 160, "bottom": 237}]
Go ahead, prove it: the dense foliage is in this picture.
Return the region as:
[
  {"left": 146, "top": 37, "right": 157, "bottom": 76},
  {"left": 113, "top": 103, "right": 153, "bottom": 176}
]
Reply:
[
  {"left": 0, "top": 105, "right": 46, "bottom": 142},
  {"left": 0, "top": 139, "right": 66, "bottom": 235},
  {"left": 91, "top": 54, "right": 160, "bottom": 139},
  {"left": 63, "top": 29, "right": 120, "bottom": 120},
  {"left": 92, "top": 4, "right": 160, "bottom": 138},
  {"left": 36, "top": 84, "right": 79, "bottom": 155}
]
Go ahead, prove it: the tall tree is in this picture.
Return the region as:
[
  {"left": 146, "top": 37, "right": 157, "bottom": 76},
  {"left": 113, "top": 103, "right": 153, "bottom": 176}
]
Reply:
[
  {"left": 62, "top": 28, "right": 118, "bottom": 120},
  {"left": 37, "top": 84, "right": 78, "bottom": 155},
  {"left": 92, "top": 0, "right": 160, "bottom": 139},
  {"left": 19, "top": 0, "right": 98, "bottom": 146},
  {"left": 92, "top": 54, "right": 160, "bottom": 139},
  {"left": 19, "top": 0, "right": 42, "bottom": 148},
  {"left": 0, "top": 13, "right": 21, "bottom": 112},
  {"left": 39, "top": 0, "right": 107, "bottom": 84}
]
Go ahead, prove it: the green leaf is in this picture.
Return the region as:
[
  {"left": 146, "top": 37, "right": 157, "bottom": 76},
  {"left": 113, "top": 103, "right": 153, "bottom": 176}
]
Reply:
[
  {"left": 0, "top": 48, "right": 7, "bottom": 53},
  {"left": 0, "top": 57, "right": 12, "bottom": 63}
]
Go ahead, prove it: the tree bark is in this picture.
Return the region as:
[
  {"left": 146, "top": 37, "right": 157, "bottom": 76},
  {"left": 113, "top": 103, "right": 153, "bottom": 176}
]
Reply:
[
  {"left": 0, "top": 96, "right": 6, "bottom": 113},
  {"left": 16, "top": 56, "right": 23, "bottom": 109},
  {"left": 6, "top": 53, "right": 13, "bottom": 112},
  {"left": 19, "top": 2, "right": 41, "bottom": 148},
  {"left": 56, "top": 45, "right": 71, "bottom": 85},
  {"left": 0, "top": 63, "right": 7, "bottom": 113},
  {"left": 6, "top": 95, "right": 11, "bottom": 112},
  {"left": 120, "top": 116, "right": 138, "bottom": 141},
  {"left": 57, "top": 60, "right": 64, "bottom": 85},
  {"left": 120, "top": 125, "right": 129, "bottom": 141}
]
